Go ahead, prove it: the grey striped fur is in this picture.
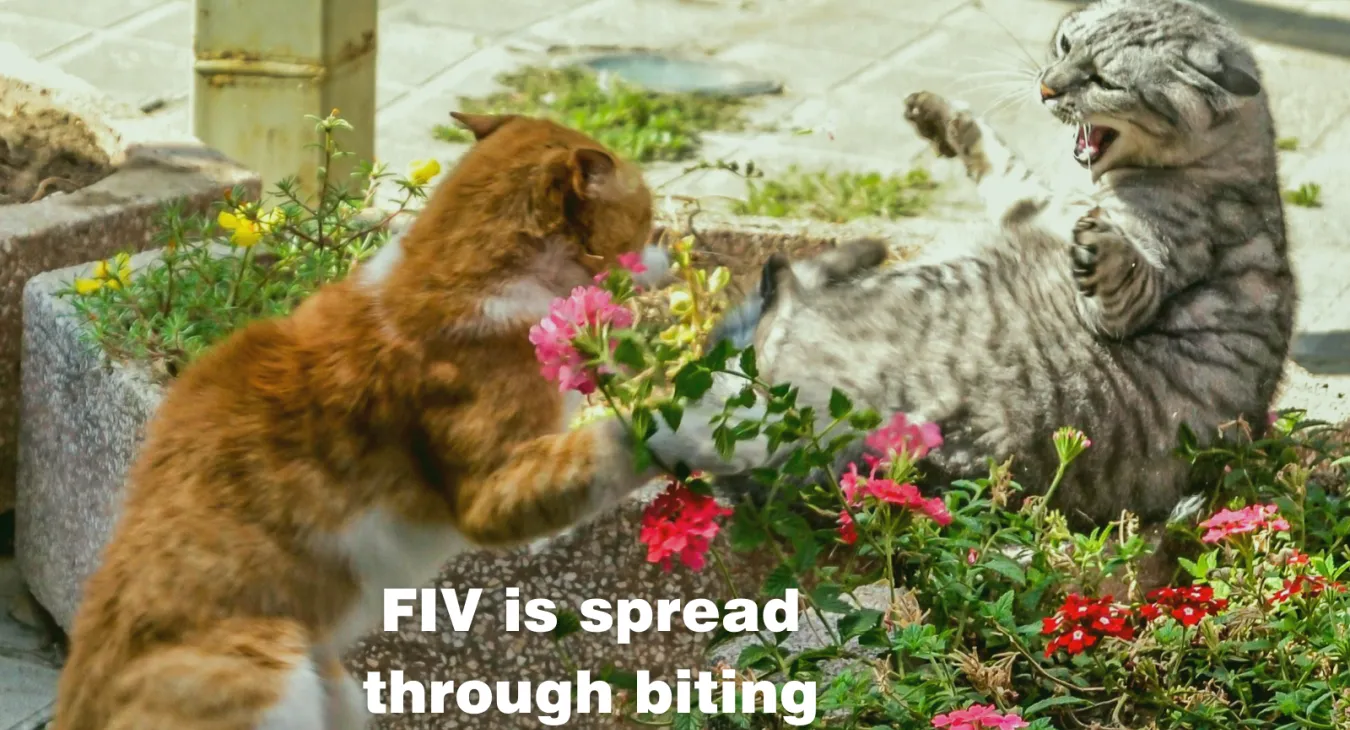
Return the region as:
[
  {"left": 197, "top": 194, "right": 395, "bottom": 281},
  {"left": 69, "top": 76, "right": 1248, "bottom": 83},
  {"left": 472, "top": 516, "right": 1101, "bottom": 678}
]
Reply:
[{"left": 693, "top": 0, "right": 1295, "bottom": 526}]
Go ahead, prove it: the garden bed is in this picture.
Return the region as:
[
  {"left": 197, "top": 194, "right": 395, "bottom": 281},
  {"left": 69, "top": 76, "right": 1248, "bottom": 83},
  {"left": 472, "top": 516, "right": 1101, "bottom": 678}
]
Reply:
[
  {"left": 17, "top": 213, "right": 903, "bottom": 728},
  {"left": 0, "top": 42, "right": 258, "bottom": 513}
]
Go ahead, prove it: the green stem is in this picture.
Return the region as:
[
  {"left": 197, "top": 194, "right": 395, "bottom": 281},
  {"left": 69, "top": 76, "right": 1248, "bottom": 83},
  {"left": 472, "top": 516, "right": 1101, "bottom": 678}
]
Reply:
[{"left": 224, "top": 245, "right": 254, "bottom": 310}]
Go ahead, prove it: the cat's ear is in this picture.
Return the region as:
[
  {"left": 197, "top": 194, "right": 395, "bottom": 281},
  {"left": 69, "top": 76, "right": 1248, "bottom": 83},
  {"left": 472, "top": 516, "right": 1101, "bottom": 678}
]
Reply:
[
  {"left": 567, "top": 148, "right": 617, "bottom": 199},
  {"left": 448, "top": 112, "right": 514, "bottom": 141},
  {"left": 1187, "top": 45, "right": 1261, "bottom": 97}
]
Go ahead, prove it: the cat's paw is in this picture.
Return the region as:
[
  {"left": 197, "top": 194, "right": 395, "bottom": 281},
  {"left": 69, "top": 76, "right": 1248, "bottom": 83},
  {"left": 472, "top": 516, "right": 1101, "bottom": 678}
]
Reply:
[
  {"left": 1070, "top": 210, "right": 1133, "bottom": 299},
  {"left": 904, "top": 91, "right": 960, "bottom": 157},
  {"left": 904, "top": 92, "right": 987, "bottom": 177}
]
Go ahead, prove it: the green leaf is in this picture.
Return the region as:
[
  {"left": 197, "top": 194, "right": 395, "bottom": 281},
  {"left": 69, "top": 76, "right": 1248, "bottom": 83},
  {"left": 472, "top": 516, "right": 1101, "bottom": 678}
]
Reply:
[
  {"left": 612, "top": 337, "right": 646, "bottom": 371},
  {"left": 598, "top": 664, "right": 639, "bottom": 690},
  {"left": 729, "top": 511, "right": 769, "bottom": 551},
  {"left": 736, "top": 643, "right": 778, "bottom": 672},
  {"left": 657, "top": 401, "right": 684, "bottom": 432},
  {"left": 673, "top": 363, "right": 713, "bottom": 401},
  {"left": 739, "top": 346, "right": 759, "bottom": 378},
  {"left": 828, "top": 388, "right": 854, "bottom": 419},
  {"left": 837, "top": 609, "right": 882, "bottom": 642},
  {"left": 551, "top": 609, "right": 581, "bottom": 641},
  {"left": 982, "top": 553, "right": 1027, "bottom": 587},
  {"left": 714, "top": 425, "right": 736, "bottom": 460},
  {"left": 762, "top": 564, "right": 798, "bottom": 598},
  {"left": 628, "top": 406, "right": 656, "bottom": 440},
  {"left": 810, "top": 583, "right": 854, "bottom": 614},
  {"left": 672, "top": 711, "right": 706, "bottom": 730},
  {"left": 1023, "top": 695, "right": 1089, "bottom": 717},
  {"left": 701, "top": 338, "right": 734, "bottom": 371},
  {"left": 848, "top": 408, "right": 882, "bottom": 430},
  {"left": 727, "top": 385, "right": 757, "bottom": 409}
]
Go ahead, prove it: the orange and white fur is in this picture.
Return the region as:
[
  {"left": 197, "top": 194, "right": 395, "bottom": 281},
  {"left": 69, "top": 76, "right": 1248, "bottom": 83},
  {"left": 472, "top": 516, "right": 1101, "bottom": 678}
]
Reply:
[{"left": 53, "top": 113, "right": 742, "bottom": 730}]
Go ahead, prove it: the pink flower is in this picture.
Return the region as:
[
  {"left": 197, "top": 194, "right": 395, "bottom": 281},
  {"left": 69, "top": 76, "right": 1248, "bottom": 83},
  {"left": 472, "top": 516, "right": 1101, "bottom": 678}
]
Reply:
[
  {"left": 967, "top": 548, "right": 979, "bottom": 565},
  {"left": 837, "top": 511, "right": 857, "bottom": 545},
  {"left": 919, "top": 496, "right": 953, "bottom": 526},
  {"left": 639, "top": 481, "right": 733, "bottom": 572},
  {"left": 840, "top": 462, "right": 867, "bottom": 505},
  {"left": 1199, "top": 503, "right": 1291, "bottom": 544},
  {"left": 528, "top": 286, "right": 634, "bottom": 394},
  {"left": 866, "top": 412, "right": 943, "bottom": 463},
  {"left": 616, "top": 251, "right": 647, "bottom": 274},
  {"left": 932, "top": 704, "right": 1026, "bottom": 730},
  {"left": 867, "top": 479, "right": 924, "bottom": 508}
]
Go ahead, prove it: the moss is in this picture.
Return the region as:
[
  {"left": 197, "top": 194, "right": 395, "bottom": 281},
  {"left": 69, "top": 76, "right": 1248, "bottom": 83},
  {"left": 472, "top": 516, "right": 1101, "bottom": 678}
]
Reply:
[
  {"left": 431, "top": 66, "right": 748, "bottom": 163},
  {"left": 735, "top": 166, "right": 938, "bottom": 223}
]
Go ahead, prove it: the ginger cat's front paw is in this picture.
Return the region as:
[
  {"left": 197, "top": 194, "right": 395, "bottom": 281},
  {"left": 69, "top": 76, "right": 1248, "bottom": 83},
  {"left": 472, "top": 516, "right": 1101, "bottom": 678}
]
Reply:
[{"left": 904, "top": 92, "right": 988, "bottom": 178}]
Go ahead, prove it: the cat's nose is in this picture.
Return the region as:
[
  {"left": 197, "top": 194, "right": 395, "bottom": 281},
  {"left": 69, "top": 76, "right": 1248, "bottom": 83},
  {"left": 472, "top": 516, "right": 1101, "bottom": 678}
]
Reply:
[{"left": 1039, "top": 83, "right": 1059, "bottom": 101}]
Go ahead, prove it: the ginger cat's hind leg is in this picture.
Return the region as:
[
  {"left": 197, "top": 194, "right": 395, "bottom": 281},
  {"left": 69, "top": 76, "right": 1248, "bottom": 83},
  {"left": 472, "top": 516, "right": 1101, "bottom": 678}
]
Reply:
[{"left": 96, "top": 618, "right": 338, "bottom": 730}]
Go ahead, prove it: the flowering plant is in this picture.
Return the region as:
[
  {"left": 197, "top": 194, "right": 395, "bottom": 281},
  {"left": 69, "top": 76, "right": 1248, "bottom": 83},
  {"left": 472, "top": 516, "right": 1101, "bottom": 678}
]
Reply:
[
  {"left": 528, "top": 232, "right": 1350, "bottom": 730},
  {"left": 63, "top": 111, "right": 434, "bottom": 378}
]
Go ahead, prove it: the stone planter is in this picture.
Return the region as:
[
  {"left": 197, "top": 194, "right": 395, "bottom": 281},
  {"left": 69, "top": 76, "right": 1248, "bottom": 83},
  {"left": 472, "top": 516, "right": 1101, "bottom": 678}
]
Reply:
[
  {"left": 18, "top": 215, "right": 919, "bottom": 728},
  {"left": 0, "top": 42, "right": 259, "bottom": 513}
]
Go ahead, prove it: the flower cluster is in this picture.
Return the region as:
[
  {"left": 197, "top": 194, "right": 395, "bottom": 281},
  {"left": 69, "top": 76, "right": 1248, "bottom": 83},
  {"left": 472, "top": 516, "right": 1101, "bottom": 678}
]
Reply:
[
  {"left": 835, "top": 415, "right": 952, "bottom": 543},
  {"left": 1042, "top": 593, "right": 1135, "bottom": 657},
  {"left": 1270, "top": 574, "right": 1346, "bottom": 604},
  {"left": 1138, "top": 585, "right": 1228, "bottom": 626},
  {"left": 529, "top": 286, "right": 634, "bottom": 394},
  {"left": 217, "top": 206, "right": 284, "bottom": 248},
  {"left": 74, "top": 253, "right": 133, "bottom": 294},
  {"left": 407, "top": 158, "right": 441, "bottom": 186},
  {"left": 639, "top": 481, "right": 733, "bottom": 572},
  {"left": 1199, "top": 503, "right": 1290, "bottom": 544},
  {"left": 932, "top": 704, "right": 1027, "bottom": 730}
]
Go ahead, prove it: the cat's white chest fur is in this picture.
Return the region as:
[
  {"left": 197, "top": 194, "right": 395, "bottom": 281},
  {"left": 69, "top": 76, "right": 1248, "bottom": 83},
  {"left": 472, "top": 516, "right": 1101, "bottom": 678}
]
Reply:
[{"left": 326, "top": 507, "right": 472, "bottom": 649}]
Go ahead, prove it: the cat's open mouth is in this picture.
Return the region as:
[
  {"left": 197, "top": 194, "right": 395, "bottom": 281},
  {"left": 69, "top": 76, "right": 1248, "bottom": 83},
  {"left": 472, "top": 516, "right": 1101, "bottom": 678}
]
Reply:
[{"left": 1074, "top": 124, "right": 1119, "bottom": 167}]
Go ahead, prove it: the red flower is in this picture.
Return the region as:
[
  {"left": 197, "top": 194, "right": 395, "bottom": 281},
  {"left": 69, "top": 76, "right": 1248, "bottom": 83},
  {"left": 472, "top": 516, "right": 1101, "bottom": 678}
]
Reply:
[
  {"left": 1269, "top": 575, "right": 1346, "bottom": 605},
  {"left": 1139, "top": 584, "right": 1227, "bottom": 625},
  {"left": 1042, "top": 593, "right": 1135, "bottom": 657},
  {"left": 639, "top": 481, "right": 733, "bottom": 572},
  {"left": 837, "top": 511, "right": 857, "bottom": 545}
]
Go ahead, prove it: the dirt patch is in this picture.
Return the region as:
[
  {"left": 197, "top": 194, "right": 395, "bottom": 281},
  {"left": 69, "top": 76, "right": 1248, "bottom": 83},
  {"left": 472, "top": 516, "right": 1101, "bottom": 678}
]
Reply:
[{"left": 0, "top": 107, "right": 114, "bottom": 205}]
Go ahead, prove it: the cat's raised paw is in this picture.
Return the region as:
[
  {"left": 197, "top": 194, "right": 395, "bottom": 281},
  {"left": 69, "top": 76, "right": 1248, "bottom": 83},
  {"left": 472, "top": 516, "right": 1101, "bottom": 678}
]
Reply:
[
  {"left": 904, "top": 91, "right": 959, "bottom": 157},
  {"left": 1071, "top": 213, "right": 1131, "bottom": 298}
]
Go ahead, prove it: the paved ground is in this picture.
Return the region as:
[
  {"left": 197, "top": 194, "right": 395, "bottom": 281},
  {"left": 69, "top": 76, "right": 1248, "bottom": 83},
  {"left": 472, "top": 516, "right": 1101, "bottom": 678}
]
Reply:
[
  {"left": 1, "top": 0, "right": 1349, "bottom": 723},
  {"left": 6, "top": 0, "right": 1347, "bottom": 368}
]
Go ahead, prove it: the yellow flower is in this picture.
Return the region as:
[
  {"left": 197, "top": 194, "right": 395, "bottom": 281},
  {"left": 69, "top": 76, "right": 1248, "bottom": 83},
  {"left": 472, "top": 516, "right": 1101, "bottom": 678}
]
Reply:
[
  {"left": 659, "top": 323, "right": 697, "bottom": 347},
  {"left": 74, "top": 278, "right": 104, "bottom": 295},
  {"left": 668, "top": 289, "right": 695, "bottom": 318},
  {"left": 707, "top": 266, "right": 731, "bottom": 295},
  {"left": 408, "top": 158, "right": 441, "bottom": 186},
  {"left": 217, "top": 207, "right": 280, "bottom": 248},
  {"left": 87, "top": 253, "right": 132, "bottom": 289}
]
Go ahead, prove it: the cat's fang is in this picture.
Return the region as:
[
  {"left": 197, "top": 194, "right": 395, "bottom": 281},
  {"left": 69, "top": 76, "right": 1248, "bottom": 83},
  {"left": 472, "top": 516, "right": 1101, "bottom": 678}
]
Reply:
[{"left": 1073, "top": 124, "right": 1119, "bottom": 166}]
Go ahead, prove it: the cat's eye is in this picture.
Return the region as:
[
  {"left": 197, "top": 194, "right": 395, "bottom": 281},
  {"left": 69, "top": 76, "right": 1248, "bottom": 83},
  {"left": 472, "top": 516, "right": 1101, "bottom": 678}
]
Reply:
[{"left": 1058, "top": 34, "right": 1071, "bottom": 54}]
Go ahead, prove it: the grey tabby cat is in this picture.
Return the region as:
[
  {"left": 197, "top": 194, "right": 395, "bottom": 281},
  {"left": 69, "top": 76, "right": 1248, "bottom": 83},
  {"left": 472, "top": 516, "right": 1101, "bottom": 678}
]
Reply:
[{"left": 691, "top": 0, "right": 1295, "bottom": 528}]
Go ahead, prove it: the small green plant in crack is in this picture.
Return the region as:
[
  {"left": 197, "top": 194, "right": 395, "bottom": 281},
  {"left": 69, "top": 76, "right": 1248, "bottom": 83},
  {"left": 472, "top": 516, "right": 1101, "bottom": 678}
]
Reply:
[
  {"left": 1283, "top": 182, "right": 1323, "bottom": 208},
  {"left": 734, "top": 166, "right": 938, "bottom": 223},
  {"left": 430, "top": 66, "right": 749, "bottom": 163},
  {"left": 1276, "top": 136, "right": 1300, "bottom": 151}
]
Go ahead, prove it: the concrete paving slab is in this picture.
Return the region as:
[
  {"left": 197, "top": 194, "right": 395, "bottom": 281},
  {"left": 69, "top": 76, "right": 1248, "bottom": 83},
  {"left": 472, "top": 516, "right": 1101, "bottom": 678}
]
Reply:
[
  {"left": 53, "top": 38, "right": 190, "bottom": 107},
  {"left": 376, "top": 20, "right": 482, "bottom": 90},
  {"left": 714, "top": 41, "right": 873, "bottom": 95},
  {"left": 0, "top": 13, "right": 92, "bottom": 58},
  {"left": 4, "top": 0, "right": 169, "bottom": 31},
  {"left": 125, "top": 0, "right": 190, "bottom": 47},
  {"left": 384, "top": 0, "right": 575, "bottom": 37}
]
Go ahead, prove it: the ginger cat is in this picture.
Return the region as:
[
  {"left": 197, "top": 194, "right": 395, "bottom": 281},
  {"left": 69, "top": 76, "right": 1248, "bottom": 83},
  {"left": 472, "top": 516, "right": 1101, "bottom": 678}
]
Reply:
[{"left": 53, "top": 113, "right": 737, "bottom": 730}]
